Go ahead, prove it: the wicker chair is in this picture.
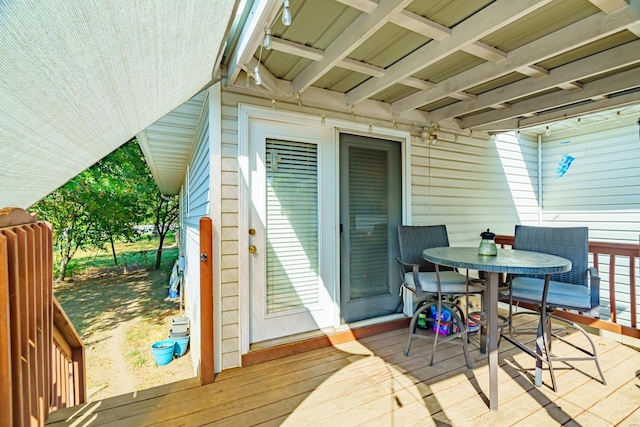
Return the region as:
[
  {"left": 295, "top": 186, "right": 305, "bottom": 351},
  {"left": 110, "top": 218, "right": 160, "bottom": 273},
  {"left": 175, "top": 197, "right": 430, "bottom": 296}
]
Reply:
[
  {"left": 397, "top": 225, "right": 473, "bottom": 368},
  {"left": 506, "top": 225, "right": 606, "bottom": 391}
]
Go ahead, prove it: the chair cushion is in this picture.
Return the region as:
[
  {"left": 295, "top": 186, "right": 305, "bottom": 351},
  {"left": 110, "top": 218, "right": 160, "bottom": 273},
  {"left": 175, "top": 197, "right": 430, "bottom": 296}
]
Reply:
[
  {"left": 403, "top": 271, "right": 469, "bottom": 294},
  {"left": 511, "top": 276, "right": 591, "bottom": 310}
]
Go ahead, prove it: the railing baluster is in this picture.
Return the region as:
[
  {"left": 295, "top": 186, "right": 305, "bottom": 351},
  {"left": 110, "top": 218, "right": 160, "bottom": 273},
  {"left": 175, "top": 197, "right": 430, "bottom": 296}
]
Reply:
[
  {"left": 609, "top": 254, "right": 617, "bottom": 323},
  {"left": 496, "top": 234, "right": 640, "bottom": 339},
  {"left": 630, "top": 256, "right": 637, "bottom": 328},
  {"left": 1, "top": 209, "right": 85, "bottom": 425}
]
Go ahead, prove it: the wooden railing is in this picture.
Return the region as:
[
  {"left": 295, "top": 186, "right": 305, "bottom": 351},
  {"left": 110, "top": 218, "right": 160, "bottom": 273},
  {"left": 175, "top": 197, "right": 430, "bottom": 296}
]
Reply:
[
  {"left": 0, "top": 208, "right": 85, "bottom": 427},
  {"left": 496, "top": 234, "right": 640, "bottom": 339}
]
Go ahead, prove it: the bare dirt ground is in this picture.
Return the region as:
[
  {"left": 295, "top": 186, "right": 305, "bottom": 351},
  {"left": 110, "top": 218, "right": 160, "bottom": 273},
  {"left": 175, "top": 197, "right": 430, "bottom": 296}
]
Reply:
[{"left": 54, "top": 265, "right": 195, "bottom": 401}]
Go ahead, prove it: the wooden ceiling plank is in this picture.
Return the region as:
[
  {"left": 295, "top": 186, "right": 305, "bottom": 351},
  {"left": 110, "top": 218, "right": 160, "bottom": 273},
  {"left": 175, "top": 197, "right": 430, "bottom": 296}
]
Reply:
[
  {"left": 516, "top": 65, "right": 549, "bottom": 78},
  {"left": 270, "top": 37, "right": 323, "bottom": 61},
  {"left": 243, "top": 57, "right": 279, "bottom": 94},
  {"left": 292, "top": 0, "right": 413, "bottom": 95},
  {"left": 395, "top": 2, "right": 640, "bottom": 115},
  {"left": 450, "top": 92, "right": 478, "bottom": 101},
  {"left": 518, "top": 90, "right": 640, "bottom": 128},
  {"left": 461, "top": 41, "right": 507, "bottom": 62},
  {"left": 557, "top": 81, "right": 584, "bottom": 91},
  {"left": 347, "top": 0, "right": 554, "bottom": 106},
  {"left": 589, "top": 0, "right": 629, "bottom": 14},
  {"left": 462, "top": 67, "right": 640, "bottom": 128},
  {"left": 389, "top": 9, "right": 451, "bottom": 40},
  {"left": 401, "top": 77, "right": 437, "bottom": 91},
  {"left": 430, "top": 39, "right": 640, "bottom": 122},
  {"left": 333, "top": 0, "right": 377, "bottom": 14},
  {"left": 226, "top": 0, "right": 281, "bottom": 87},
  {"left": 229, "top": 74, "right": 430, "bottom": 124},
  {"left": 490, "top": 103, "right": 512, "bottom": 110},
  {"left": 339, "top": 58, "right": 386, "bottom": 78}
]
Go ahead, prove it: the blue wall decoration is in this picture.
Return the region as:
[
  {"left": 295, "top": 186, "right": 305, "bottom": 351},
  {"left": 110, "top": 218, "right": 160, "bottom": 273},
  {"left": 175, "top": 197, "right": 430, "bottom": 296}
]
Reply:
[{"left": 555, "top": 153, "right": 575, "bottom": 178}]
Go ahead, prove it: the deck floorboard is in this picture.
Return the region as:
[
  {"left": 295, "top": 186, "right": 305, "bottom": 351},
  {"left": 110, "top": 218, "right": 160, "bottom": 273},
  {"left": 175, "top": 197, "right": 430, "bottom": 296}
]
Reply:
[{"left": 47, "top": 317, "right": 640, "bottom": 426}]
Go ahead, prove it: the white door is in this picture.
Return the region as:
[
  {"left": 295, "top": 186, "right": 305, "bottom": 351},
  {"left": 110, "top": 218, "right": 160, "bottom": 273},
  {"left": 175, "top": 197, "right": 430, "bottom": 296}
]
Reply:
[{"left": 248, "top": 118, "right": 336, "bottom": 343}]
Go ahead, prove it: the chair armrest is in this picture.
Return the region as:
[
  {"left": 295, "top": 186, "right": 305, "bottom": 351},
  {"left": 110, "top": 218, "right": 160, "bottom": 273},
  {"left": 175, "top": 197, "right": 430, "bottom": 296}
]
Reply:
[
  {"left": 588, "top": 266, "right": 601, "bottom": 317},
  {"left": 396, "top": 257, "right": 424, "bottom": 297}
]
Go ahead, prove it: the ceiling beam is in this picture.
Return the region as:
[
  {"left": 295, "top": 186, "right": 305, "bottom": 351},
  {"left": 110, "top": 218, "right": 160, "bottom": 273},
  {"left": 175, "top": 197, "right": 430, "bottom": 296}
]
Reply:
[
  {"left": 462, "top": 68, "right": 640, "bottom": 128},
  {"left": 589, "top": 0, "right": 629, "bottom": 14},
  {"left": 401, "top": 77, "right": 437, "bottom": 91},
  {"left": 517, "top": 90, "right": 640, "bottom": 128},
  {"left": 270, "top": 36, "right": 323, "bottom": 61},
  {"left": 225, "top": 0, "right": 281, "bottom": 87},
  {"left": 334, "top": 0, "right": 377, "bottom": 14},
  {"left": 393, "top": 2, "right": 640, "bottom": 114},
  {"left": 292, "top": 0, "right": 413, "bottom": 94},
  {"left": 516, "top": 65, "right": 549, "bottom": 78},
  {"left": 271, "top": 36, "right": 386, "bottom": 76},
  {"left": 476, "top": 89, "right": 640, "bottom": 132},
  {"left": 229, "top": 71, "right": 430, "bottom": 125},
  {"left": 270, "top": 36, "right": 443, "bottom": 92},
  {"left": 388, "top": 9, "right": 451, "bottom": 40},
  {"left": 243, "top": 57, "right": 279, "bottom": 93},
  {"left": 461, "top": 41, "right": 507, "bottom": 62},
  {"left": 430, "top": 39, "right": 640, "bottom": 122},
  {"left": 346, "top": 0, "right": 553, "bottom": 106}
]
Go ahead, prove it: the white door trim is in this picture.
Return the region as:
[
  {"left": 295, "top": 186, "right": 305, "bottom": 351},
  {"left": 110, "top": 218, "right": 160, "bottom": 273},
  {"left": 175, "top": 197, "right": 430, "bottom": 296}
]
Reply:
[{"left": 238, "top": 104, "right": 411, "bottom": 356}]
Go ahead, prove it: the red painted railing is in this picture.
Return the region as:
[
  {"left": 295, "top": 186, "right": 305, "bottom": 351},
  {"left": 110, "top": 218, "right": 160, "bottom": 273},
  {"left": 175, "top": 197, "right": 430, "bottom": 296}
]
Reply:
[
  {"left": 496, "top": 234, "right": 640, "bottom": 339},
  {"left": 0, "top": 208, "right": 85, "bottom": 426}
]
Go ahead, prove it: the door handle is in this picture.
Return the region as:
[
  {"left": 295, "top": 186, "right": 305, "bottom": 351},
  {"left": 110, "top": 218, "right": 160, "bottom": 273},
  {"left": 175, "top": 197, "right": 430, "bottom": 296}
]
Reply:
[{"left": 249, "top": 245, "right": 257, "bottom": 254}]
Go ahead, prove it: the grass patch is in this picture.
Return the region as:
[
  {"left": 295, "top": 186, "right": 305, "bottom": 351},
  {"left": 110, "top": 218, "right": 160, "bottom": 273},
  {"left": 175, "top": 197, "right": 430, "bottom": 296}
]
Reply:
[
  {"left": 126, "top": 349, "right": 148, "bottom": 367},
  {"left": 57, "top": 232, "right": 177, "bottom": 279}
]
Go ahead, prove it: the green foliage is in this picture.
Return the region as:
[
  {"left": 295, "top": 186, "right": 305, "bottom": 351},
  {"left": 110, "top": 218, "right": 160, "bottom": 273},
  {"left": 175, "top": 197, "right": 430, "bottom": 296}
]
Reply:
[{"left": 30, "top": 138, "right": 168, "bottom": 280}]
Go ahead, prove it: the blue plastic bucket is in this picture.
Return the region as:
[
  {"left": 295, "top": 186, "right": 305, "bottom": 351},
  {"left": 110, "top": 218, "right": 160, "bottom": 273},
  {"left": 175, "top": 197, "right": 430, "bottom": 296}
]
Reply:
[
  {"left": 151, "top": 340, "right": 175, "bottom": 366},
  {"left": 170, "top": 334, "right": 190, "bottom": 357}
]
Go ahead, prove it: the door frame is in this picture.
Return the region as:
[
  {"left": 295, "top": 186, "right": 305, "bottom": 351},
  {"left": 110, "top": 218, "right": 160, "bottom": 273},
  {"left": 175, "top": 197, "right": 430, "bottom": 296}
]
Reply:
[{"left": 238, "top": 104, "right": 412, "bottom": 356}]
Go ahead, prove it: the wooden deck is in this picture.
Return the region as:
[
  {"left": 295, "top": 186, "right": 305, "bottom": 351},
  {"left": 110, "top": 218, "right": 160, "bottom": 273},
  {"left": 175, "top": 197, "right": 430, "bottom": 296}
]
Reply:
[{"left": 47, "top": 316, "right": 640, "bottom": 427}]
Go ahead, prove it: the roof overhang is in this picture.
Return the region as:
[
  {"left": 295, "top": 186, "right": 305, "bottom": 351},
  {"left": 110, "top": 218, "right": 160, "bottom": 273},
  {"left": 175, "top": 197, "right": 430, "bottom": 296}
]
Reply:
[
  {"left": 0, "top": 0, "right": 239, "bottom": 209},
  {"left": 137, "top": 92, "right": 208, "bottom": 195}
]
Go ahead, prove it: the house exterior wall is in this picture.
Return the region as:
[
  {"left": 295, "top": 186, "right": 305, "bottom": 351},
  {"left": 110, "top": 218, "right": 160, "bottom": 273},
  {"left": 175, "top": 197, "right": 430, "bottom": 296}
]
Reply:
[
  {"left": 540, "top": 115, "right": 640, "bottom": 325},
  {"left": 175, "top": 87, "right": 639, "bottom": 370},
  {"left": 180, "top": 94, "right": 210, "bottom": 375},
  {"left": 408, "top": 131, "right": 539, "bottom": 246},
  {"left": 212, "top": 90, "right": 536, "bottom": 369}
]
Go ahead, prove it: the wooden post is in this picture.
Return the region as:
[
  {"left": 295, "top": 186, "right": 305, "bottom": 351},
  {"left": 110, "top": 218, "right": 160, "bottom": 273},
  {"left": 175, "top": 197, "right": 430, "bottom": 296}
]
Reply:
[
  {"left": 0, "top": 234, "right": 13, "bottom": 427},
  {"left": 199, "top": 217, "right": 214, "bottom": 385}
]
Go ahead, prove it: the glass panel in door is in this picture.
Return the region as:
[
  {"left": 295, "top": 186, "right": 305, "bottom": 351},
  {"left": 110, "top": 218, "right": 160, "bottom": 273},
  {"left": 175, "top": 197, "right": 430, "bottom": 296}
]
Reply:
[{"left": 340, "top": 134, "right": 402, "bottom": 323}]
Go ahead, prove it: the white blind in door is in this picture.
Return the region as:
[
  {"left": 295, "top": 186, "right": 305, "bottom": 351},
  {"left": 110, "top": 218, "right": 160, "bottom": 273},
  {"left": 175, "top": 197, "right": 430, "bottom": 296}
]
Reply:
[
  {"left": 348, "top": 146, "right": 389, "bottom": 299},
  {"left": 265, "top": 139, "right": 319, "bottom": 314}
]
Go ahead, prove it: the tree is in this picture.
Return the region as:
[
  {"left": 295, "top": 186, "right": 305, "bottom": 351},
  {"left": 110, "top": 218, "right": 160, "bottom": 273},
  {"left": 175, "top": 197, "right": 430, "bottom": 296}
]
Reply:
[
  {"left": 150, "top": 194, "right": 179, "bottom": 270},
  {"left": 31, "top": 139, "right": 151, "bottom": 279}
]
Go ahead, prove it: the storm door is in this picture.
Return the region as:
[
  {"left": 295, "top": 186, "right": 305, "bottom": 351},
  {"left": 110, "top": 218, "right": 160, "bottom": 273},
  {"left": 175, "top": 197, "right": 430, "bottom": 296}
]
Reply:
[{"left": 339, "top": 134, "right": 402, "bottom": 323}]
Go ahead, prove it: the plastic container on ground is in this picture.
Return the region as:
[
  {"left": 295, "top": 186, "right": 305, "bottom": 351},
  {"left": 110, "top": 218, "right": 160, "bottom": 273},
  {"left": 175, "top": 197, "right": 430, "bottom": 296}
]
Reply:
[
  {"left": 169, "top": 331, "right": 190, "bottom": 357},
  {"left": 171, "top": 317, "right": 189, "bottom": 334},
  {"left": 151, "top": 340, "right": 175, "bottom": 366}
]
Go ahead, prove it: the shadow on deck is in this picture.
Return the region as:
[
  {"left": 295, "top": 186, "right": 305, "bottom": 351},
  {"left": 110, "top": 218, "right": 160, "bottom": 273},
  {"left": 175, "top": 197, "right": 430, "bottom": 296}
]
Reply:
[{"left": 47, "top": 316, "right": 640, "bottom": 426}]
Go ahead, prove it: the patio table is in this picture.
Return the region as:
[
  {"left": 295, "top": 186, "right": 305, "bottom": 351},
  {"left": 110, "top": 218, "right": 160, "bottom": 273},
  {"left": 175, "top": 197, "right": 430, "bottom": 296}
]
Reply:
[{"left": 422, "top": 246, "right": 571, "bottom": 411}]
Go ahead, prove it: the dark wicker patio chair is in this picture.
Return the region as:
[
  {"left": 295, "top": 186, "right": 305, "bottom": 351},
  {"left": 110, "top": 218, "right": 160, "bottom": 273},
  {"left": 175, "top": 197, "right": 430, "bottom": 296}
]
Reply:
[
  {"left": 505, "top": 225, "right": 606, "bottom": 392},
  {"left": 397, "top": 225, "right": 474, "bottom": 368}
]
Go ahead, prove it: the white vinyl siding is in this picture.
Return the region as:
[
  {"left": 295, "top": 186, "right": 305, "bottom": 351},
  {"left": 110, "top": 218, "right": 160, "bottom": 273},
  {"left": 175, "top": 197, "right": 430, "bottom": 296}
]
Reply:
[
  {"left": 220, "top": 100, "right": 241, "bottom": 369},
  {"left": 213, "top": 90, "right": 638, "bottom": 364},
  {"left": 181, "top": 97, "right": 210, "bottom": 375},
  {"left": 409, "top": 131, "right": 538, "bottom": 246},
  {"left": 541, "top": 117, "right": 640, "bottom": 326}
]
